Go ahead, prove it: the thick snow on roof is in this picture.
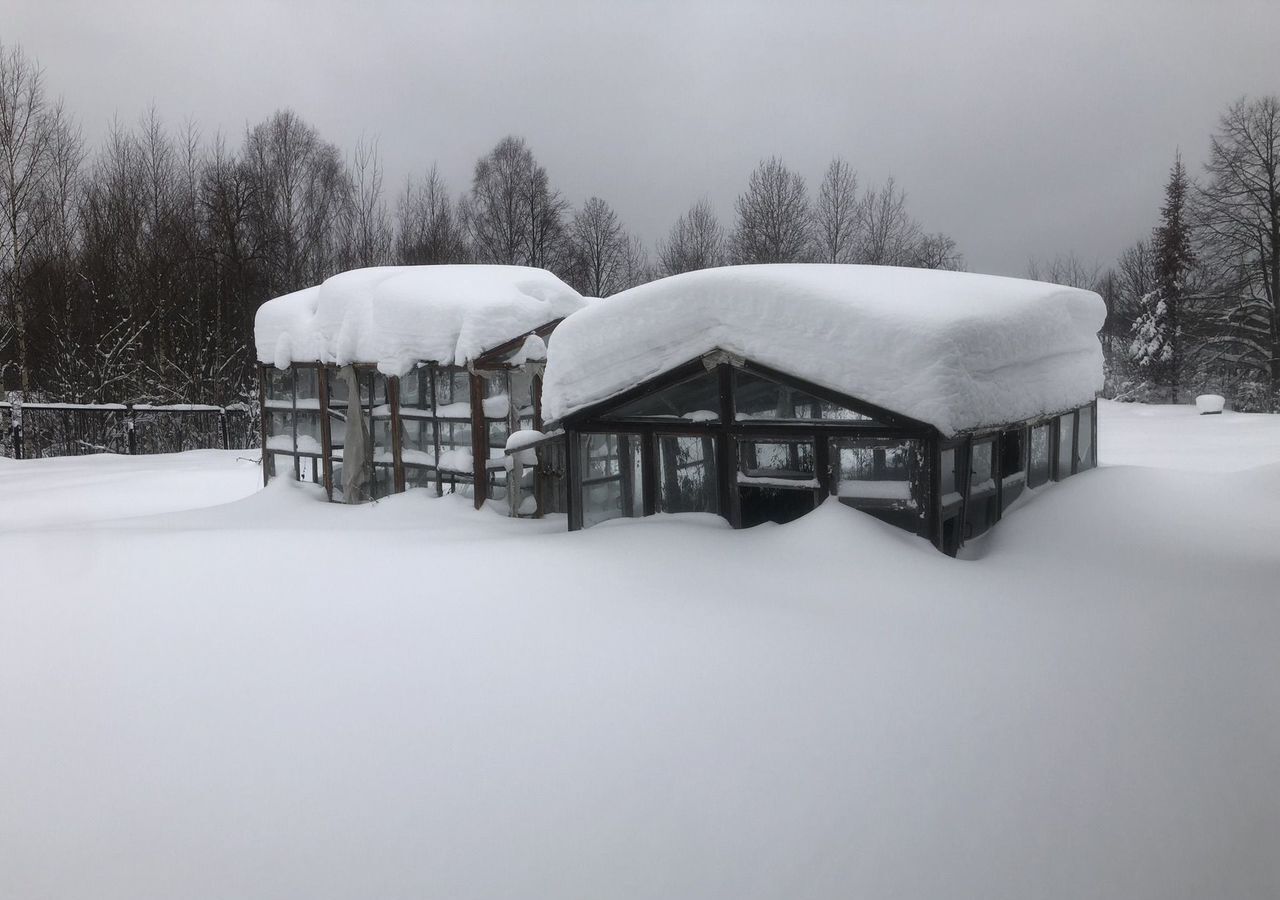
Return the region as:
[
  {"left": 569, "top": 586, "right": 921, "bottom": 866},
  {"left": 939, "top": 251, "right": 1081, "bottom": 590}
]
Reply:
[
  {"left": 254, "top": 266, "right": 585, "bottom": 374},
  {"left": 542, "top": 264, "right": 1106, "bottom": 434}
]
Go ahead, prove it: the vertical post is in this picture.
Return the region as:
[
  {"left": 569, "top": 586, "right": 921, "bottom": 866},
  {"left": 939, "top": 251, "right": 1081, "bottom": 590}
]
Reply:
[
  {"left": 641, "top": 432, "right": 658, "bottom": 516},
  {"left": 126, "top": 405, "right": 137, "bottom": 455},
  {"left": 258, "top": 364, "right": 270, "bottom": 486},
  {"left": 389, "top": 375, "right": 406, "bottom": 494},
  {"left": 219, "top": 407, "right": 230, "bottom": 450},
  {"left": 927, "top": 435, "right": 942, "bottom": 550},
  {"left": 715, "top": 364, "right": 740, "bottom": 528},
  {"left": 10, "top": 393, "right": 22, "bottom": 460},
  {"left": 430, "top": 366, "right": 443, "bottom": 497},
  {"left": 1091, "top": 399, "right": 1098, "bottom": 468},
  {"left": 564, "top": 429, "right": 581, "bottom": 530},
  {"left": 813, "top": 432, "right": 831, "bottom": 504},
  {"left": 469, "top": 370, "right": 487, "bottom": 510},
  {"left": 317, "top": 366, "right": 334, "bottom": 502}
]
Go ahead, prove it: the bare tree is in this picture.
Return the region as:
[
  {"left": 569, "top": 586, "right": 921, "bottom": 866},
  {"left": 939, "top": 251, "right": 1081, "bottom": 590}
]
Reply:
[
  {"left": 395, "top": 164, "right": 468, "bottom": 265},
  {"left": 340, "top": 135, "right": 392, "bottom": 268},
  {"left": 0, "top": 42, "right": 59, "bottom": 391},
  {"left": 1197, "top": 95, "right": 1280, "bottom": 406},
  {"left": 467, "top": 135, "right": 567, "bottom": 271},
  {"left": 1026, "top": 251, "right": 1102, "bottom": 290},
  {"left": 855, "top": 177, "right": 920, "bottom": 266},
  {"left": 618, "top": 233, "right": 651, "bottom": 291},
  {"left": 910, "top": 232, "right": 965, "bottom": 270},
  {"left": 567, "top": 196, "right": 628, "bottom": 296},
  {"left": 730, "top": 157, "right": 812, "bottom": 264},
  {"left": 657, "top": 198, "right": 724, "bottom": 275},
  {"left": 244, "top": 109, "right": 348, "bottom": 293},
  {"left": 813, "top": 157, "right": 859, "bottom": 263}
]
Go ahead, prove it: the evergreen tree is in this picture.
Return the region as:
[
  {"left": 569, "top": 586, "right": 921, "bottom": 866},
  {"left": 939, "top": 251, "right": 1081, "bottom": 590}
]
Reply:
[{"left": 1130, "top": 152, "right": 1194, "bottom": 401}]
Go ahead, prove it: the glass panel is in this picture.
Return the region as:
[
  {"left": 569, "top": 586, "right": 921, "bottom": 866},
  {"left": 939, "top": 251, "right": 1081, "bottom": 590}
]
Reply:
[
  {"left": 733, "top": 369, "right": 874, "bottom": 422},
  {"left": 605, "top": 371, "right": 721, "bottom": 422},
  {"left": 966, "top": 439, "right": 998, "bottom": 539},
  {"left": 1000, "top": 429, "right": 1025, "bottom": 479},
  {"left": 738, "top": 438, "right": 815, "bottom": 485},
  {"left": 657, "top": 434, "right": 718, "bottom": 514},
  {"left": 401, "top": 419, "right": 436, "bottom": 467},
  {"left": 1028, "top": 424, "right": 1051, "bottom": 488},
  {"left": 580, "top": 432, "right": 643, "bottom": 527},
  {"left": 373, "top": 417, "right": 395, "bottom": 466},
  {"left": 1000, "top": 428, "right": 1026, "bottom": 511},
  {"left": 939, "top": 448, "right": 959, "bottom": 504},
  {"left": 1056, "top": 413, "right": 1075, "bottom": 480},
  {"left": 266, "top": 367, "right": 293, "bottom": 403},
  {"left": 265, "top": 410, "right": 294, "bottom": 452},
  {"left": 295, "top": 368, "right": 319, "bottom": 409},
  {"left": 1076, "top": 405, "right": 1094, "bottom": 471},
  {"left": 970, "top": 441, "right": 995, "bottom": 496},
  {"left": 327, "top": 367, "right": 349, "bottom": 408},
  {"left": 295, "top": 412, "right": 322, "bottom": 454},
  {"left": 832, "top": 438, "right": 919, "bottom": 508}
]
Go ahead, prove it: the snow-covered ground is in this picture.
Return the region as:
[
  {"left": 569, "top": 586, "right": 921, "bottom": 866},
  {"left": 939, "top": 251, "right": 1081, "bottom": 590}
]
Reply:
[{"left": 1, "top": 400, "right": 1277, "bottom": 900}]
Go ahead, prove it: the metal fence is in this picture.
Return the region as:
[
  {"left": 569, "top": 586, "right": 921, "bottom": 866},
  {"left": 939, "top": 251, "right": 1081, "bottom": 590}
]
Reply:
[{"left": 0, "top": 400, "right": 258, "bottom": 460}]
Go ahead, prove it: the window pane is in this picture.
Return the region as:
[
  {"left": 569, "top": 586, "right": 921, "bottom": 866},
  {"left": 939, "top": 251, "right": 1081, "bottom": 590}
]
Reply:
[
  {"left": 738, "top": 439, "right": 815, "bottom": 483},
  {"left": 1028, "top": 424, "right": 1051, "bottom": 487},
  {"left": 1076, "top": 405, "right": 1094, "bottom": 471},
  {"left": 266, "top": 367, "right": 293, "bottom": 403},
  {"left": 605, "top": 371, "right": 721, "bottom": 422},
  {"left": 734, "top": 369, "right": 874, "bottom": 422},
  {"left": 1056, "top": 414, "right": 1075, "bottom": 480},
  {"left": 966, "top": 439, "right": 998, "bottom": 539},
  {"left": 658, "top": 435, "right": 718, "bottom": 513},
  {"left": 940, "top": 448, "right": 959, "bottom": 503},
  {"left": 295, "top": 412, "right": 322, "bottom": 454},
  {"left": 832, "top": 438, "right": 920, "bottom": 508},
  {"left": 295, "top": 368, "right": 319, "bottom": 404},
  {"left": 970, "top": 441, "right": 994, "bottom": 494},
  {"left": 580, "top": 432, "right": 643, "bottom": 527}
]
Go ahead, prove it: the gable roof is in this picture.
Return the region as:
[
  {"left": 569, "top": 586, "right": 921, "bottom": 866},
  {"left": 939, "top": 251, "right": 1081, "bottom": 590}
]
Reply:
[
  {"left": 254, "top": 265, "right": 585, "bottom": 374},
  {"left": 541, "top": 264, "right": 1106, "bottom": 435}
]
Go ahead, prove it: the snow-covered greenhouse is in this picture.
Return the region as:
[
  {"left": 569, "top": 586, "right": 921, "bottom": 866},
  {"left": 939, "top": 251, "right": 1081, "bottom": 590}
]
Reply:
[
  {"left": 254, "top": 266, "right": 586, "bottom": 512},
  {"left": 538, "top": 264, "right": 1107, "bottom": 555}
]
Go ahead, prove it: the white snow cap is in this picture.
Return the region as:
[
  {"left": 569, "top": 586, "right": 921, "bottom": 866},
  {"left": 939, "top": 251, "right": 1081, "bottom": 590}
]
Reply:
[
  {"left": 541, "top": 264, "right": 1106, "bottom": 435},
  {"left": 255, "top": 265, "right": 585, "bottom": 375}
]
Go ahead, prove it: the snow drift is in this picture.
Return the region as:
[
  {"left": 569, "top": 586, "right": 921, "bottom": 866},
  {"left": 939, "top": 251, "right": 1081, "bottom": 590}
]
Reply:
[
  {"left": 254, "top": 265, "right": 586, "bottom": 375},
  {"left": 541, "top": 265, "right": 1106, "bottom": 435}
]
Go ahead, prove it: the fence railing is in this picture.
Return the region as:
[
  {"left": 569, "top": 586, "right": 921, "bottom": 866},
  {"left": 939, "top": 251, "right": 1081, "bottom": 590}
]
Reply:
[{"left": 0, "top": 399, "right": 257, "bottom": 460}]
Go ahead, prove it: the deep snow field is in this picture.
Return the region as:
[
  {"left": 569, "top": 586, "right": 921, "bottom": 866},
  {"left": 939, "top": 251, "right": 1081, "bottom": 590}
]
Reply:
[{"left": 2, "top": 400, "right": 1278, "bottom": 900}]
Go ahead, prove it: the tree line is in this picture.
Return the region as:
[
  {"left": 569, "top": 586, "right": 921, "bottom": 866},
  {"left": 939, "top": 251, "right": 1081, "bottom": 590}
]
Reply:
[
  {"left": 1030, "top": 96, "right": 1280, "bottom": 411},
  {"left": 11, "top": 40, "right": 1275, "bottom": 413},
  {"left": 0, "top": 42, "right": 964, "bottom": 406}
]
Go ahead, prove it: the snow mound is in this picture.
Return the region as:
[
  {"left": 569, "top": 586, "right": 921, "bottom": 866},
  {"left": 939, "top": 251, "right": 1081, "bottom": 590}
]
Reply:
[
  {"left": 541, "top": 265, "right": 1106, "bottom": 435},
  {"left": 254, "top": 265, "right": 586, "bottom": 375}
]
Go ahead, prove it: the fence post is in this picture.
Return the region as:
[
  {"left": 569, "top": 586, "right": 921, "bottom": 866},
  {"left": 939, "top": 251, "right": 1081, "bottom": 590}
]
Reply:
[
  {"left": 126, "top": 405, "right": 137, "bottom": 455},
  {"left": 10, "top": 392, "right": 21, "bottom": 460},
  {"left": 219, "top": 408, "right": 230, "bottom": 450}
]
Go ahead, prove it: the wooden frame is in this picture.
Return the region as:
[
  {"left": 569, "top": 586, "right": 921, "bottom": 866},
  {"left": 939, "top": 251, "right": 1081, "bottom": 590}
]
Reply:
[{"left": 554, "top": 347, "right": 1098, "bottom": 556}]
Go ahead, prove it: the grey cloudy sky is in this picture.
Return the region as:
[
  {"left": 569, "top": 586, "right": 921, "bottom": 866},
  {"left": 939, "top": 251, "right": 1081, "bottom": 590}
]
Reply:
[{"left": 9, "top": 0, "right": 1279, "bottom": 276}]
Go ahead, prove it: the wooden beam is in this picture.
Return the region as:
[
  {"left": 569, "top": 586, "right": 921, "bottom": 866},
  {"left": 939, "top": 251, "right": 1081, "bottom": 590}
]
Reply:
[
  {"left": 317, "top": 366, "right": 334, "bottom": 501},
  {"left": 389, "top": 376, "right": 406, "bottom": 494},
  {"left": 258, "top": 365, "right": 270, "bottom": 487},
  {"left": 469, "top": 371, "right": 487, "bottom": 510}
]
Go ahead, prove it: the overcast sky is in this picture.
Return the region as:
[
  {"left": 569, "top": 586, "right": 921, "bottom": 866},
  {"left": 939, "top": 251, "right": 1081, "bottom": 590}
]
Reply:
[{"left": 9, "top": 0, "right": 1279, "bottom": 276}]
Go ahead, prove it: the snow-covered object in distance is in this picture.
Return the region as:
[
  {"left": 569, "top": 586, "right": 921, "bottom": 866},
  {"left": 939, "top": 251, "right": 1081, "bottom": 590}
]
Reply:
[
  {"left": 254, "top": 266, "right": 585, "bottom": 376},
  {"left": 1195, "top": 394, "right": 1225, "bottom": 415},
  {"left": 541, "top": 264, "right": 1107, "bottom": 436}
]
